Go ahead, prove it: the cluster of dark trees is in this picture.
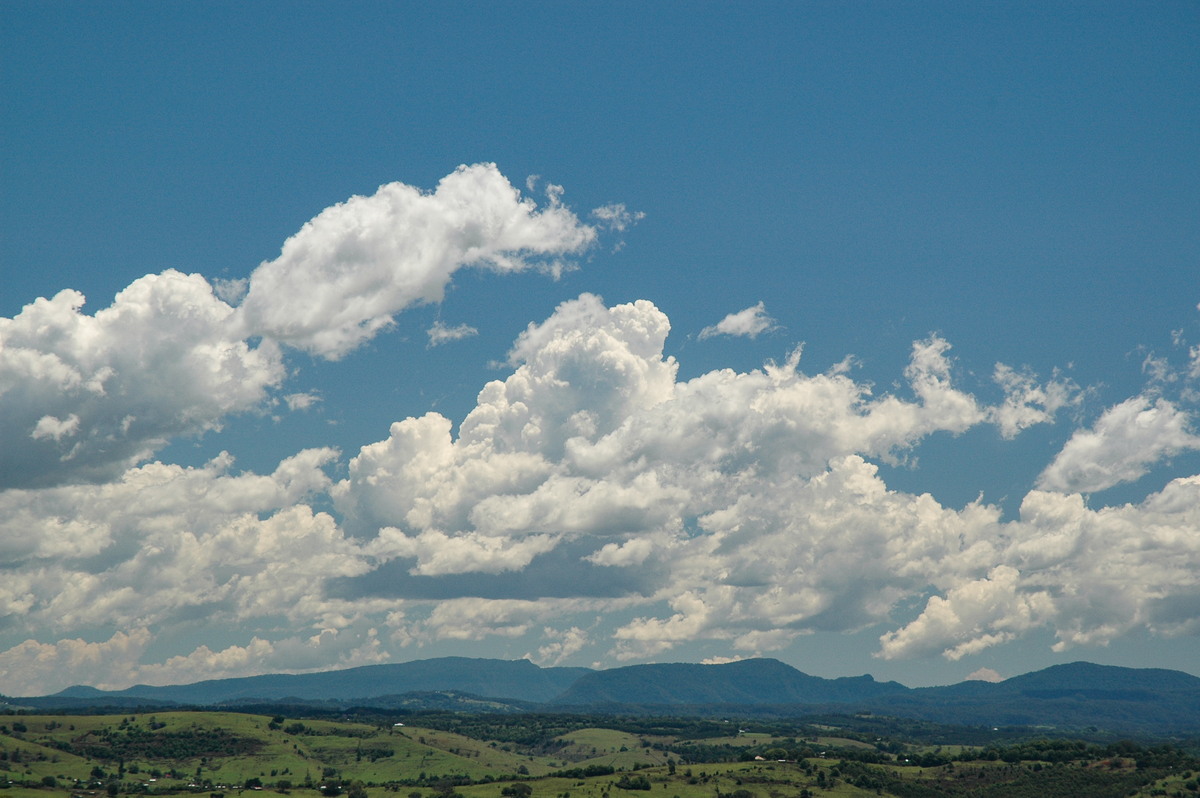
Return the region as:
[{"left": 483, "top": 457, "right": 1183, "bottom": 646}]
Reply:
[{"left": 67, "top": 725, "right": 261, "bottom": 761}]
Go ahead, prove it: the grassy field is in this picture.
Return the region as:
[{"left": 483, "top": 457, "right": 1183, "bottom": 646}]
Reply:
[{"left": 2, "top": 711, "right": 1197, "bottom": 798}]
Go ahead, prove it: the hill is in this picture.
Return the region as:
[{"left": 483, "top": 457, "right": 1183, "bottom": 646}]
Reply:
[
  {"left": 867, "top": 661, "right": 1200, "bottom": 733},
  {"left": 36, "top": 657, "right": 589, "bottom": 707},
  {"left": 551, "top": 657, "right": 907, "bottom": 706},
  {"left": 8, "top": 656, "right": 1200, "bottom": 736}
]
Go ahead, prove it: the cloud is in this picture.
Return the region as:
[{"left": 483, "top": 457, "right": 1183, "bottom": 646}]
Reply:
[
  {"left": 427, "top": 320, "right": 479, "bottom": 347},
  {"left": 966, "top": 667, "right": 1003, "bottom": 682},
  {"left": 0, "top": 629, "right": 152, "bottom": 695},
  {"left": 988, "top": 363, "right": 1078, "bottom": 439},
  {"left": 133, "top": 627, "right": 387, "bottom": 688},
  {"left": 368, "top": 528, "right": 561, "bottom": 576},
  {"left": 590, "top": 203, "right": 645, "bottom": 232},
  {"left": 0, "top": 447, "right": 361, "bottom": 639},
  {"left": 234, "top": 163, "right": 598, "bottom": 359},
  {"left": 0, "top": 272, "right": 285, "bottom": 488},
  {"left": 873, "top": 477, "right": 1200, "bottom": 660},
  {"left": 877, "top": 566, "right": 1055, "bottom": 661},
  {"left": 0, "top": 626, "right": 389, "bottom": 695},
  {"left": 531, "top": 625, "right": 589, "bottom": 666},
  {"left": 330, "top": 295, "right": 1083, "bottom": 662},
  {"left": 335, "top": 295, "right": 1198, "bottom": 665},
  {"left": 4, "top": 286, "right": 1199, "bottom": 692},
  {"left": 698, "top": 301, "right": 778, "bottom": 340},
  {"left": 590, "top": 203, "right": 646, "bottom": 249},
  {"left": 1037, "top": 395, "right": 1200, "bottom": 493},
  {"left": 1, "top": 165, "right": 597, "bottom": 489},
  {"left": 422, "top": 599, "right": 548, "bottom": 641},
  {"left": 283, "top": 392, "right": 322, "bottom": 412},
  {"left": 31, "top": 414, "right": 80, "bottom": 442}
]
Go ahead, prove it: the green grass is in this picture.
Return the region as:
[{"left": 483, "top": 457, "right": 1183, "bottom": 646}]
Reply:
[
  {"left": 688, "top": 733, "right": 774, "bottom": 747},
  {"left": 3, "top": 711, "right": 1196, "bottom": 798},
  {"left": 548, "top": 730, "right": 669, "bottom": 772}
]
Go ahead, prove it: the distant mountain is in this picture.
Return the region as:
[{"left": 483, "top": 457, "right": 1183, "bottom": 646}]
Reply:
[
  {"left": 11, "top": 656, "right": 1200, "bottom": 736},
  {"left": 867, "top": 661, "right": 1200, "bottom": 733},
  {"left": 40, "top": 657, "right": 589, "bottom": 707},
  {"left": 552, "top": 657, "right": 906, "bottom": 706}
]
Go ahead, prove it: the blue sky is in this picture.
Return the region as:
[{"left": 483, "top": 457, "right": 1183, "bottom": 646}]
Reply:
[{"left": 2, "top": 1, "right": 1199, "bottom": 695}]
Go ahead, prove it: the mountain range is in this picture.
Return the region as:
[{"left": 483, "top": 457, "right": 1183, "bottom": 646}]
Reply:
[{"left": 6, "top": 657, "right": 1199, "bottom": 736}]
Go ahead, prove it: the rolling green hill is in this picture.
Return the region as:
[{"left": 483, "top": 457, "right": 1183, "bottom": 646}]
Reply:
[{"left": 1, "top": 709, "right": 1197, "bottom": 798}]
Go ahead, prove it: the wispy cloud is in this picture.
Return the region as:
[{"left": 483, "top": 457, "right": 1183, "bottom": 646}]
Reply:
[{"left": 427, "top": 320, "right": 479, "bottom": 347}]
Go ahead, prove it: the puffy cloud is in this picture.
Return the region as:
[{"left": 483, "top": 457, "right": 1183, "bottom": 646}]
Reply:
[
  {"left": 1, "top": 165, "right": 597, "bottom": 490},
  {"left": 328, "top": 295, "right": 1200, "bottom": 665},
  {"left": 0, "top": 442, "right": 405, "bottom": 695},
  {"left": 0, "top": 629, "right": 152, "bottom": 695},
  {"left": 877, "top": 566, "right": 1055, "bottom": 661},
  {"left": 423, "top": 599, "right": 548, "bottom": 641},
  {"left": 531, "top": 625, "right": 589, "bottom": 666},
  {"left": 0, "top": 273, "right": 284, "bottom": 488},
  {"left": 966, "top": 667, "right": 1004, "bottom": 682},
  {"left": 6, "top": 282, "right": 1200, "bottom": 689},
  {"left": 234, "top": 163, "right": 598, "bottom": 359},
  {"left": 132, "top": 627, "right": 387, "bottom": 688},
  {"left": 698, "top": 301, "right": 778, "bottom": 340},
  {"left": 0, "top": 626, "right": 389, "bottom": 695},
  {"left": 614, "top": 591, "right": 723, "bottom": 660},
  {"left": 332, "top": 295, "right": 1080, "bottom": 662},
  {"left": 1037, "top": 395, "right": 1200, "bottom": 493},
  {"left": 873, "top": 477, "right": 1200, "bottom": 661},
  {"left": 0, "top": 447, "right": 365, "bottom": 642},
  {"left": 369, "top": 528, "right": 561, "bottom": 576},
  {"left": 31, "top": 414, "right": 80, "bottom": 442}
]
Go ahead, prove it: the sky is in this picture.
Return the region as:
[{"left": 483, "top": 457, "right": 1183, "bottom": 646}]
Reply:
[{"left": 1, "top": 2, "right": 1199, "bottom": 696}]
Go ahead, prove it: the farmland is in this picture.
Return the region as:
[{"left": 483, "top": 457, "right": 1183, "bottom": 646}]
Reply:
[{"left": 2, "top": 710, "right": 1199, "bottom": 798}]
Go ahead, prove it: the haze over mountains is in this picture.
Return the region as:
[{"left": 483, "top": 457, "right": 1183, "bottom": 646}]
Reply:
[{"left": 7, "top": 657, "right": 1200, "bottom": 736}]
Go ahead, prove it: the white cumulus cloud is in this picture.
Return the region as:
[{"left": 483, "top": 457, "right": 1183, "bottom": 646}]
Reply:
[
  {"left": 1037, "top": 395, "right": 1200, "bottom": 493},
  {"left": 4, "top": 282, "right": 1199, "bottom": 691},
  {"left": 234, "top": 163, "right": 598, "bottom": 359},
  {"left": 1, "top": 165, "right": 599, "bottom": 490},
  {"left": 0, "top": 272, "right": 284, "bottom": 488}
]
